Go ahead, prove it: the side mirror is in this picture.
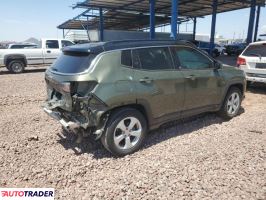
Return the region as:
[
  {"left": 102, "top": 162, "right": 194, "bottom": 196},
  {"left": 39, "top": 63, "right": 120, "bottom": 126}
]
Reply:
[{"left": 214, "top": 60, "right": 222, "bottom": 69}]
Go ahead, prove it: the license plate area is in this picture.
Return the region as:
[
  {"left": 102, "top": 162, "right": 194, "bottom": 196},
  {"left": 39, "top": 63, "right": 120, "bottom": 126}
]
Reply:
[{"left": 256, "top": 63, "right": 266, "bottom": 69}]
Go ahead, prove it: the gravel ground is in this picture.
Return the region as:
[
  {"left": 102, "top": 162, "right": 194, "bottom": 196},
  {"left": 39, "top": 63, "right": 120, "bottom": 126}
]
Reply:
[{"left": 0, "top": 67, "right": 265, "bottom": 200}]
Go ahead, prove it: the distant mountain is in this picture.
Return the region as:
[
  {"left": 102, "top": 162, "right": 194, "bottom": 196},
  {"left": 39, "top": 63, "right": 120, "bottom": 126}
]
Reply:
[{"left": 24, "top": 37, "right": 39, "bottom": 44}]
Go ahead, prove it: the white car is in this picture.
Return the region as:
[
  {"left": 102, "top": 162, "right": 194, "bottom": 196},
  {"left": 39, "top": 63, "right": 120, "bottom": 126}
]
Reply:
[
  {"left": 0, "top": 38, "right": 74, "bottom": 73},
  {"left": 237, "top": 41, "right": 266, "bottom": 84},
  {"left": 215, "top": 44, "right": 226, "bottom": 55}
]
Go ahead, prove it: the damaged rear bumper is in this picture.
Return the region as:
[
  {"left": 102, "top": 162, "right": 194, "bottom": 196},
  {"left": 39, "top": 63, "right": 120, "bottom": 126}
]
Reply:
[
  {"left": 43, "top": 107, "right": 81, "bottom": 132},
  {"left": 43, "top": 93, "right": 109, "bottom": 140}
]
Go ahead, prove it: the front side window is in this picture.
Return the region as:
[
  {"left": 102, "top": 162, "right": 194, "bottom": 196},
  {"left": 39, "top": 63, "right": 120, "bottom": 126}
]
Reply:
[
  {"left": 172, "top": 47, "right": 213, "bottom": 70},
  {"left": 132, "top": 47, "right": 173, "bottom": 70},
  {"left": 46, "top": 40, "right": 59, "bottom": 49}
]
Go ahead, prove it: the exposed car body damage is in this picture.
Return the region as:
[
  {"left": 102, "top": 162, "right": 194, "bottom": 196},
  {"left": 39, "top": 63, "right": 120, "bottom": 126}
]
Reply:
[{"left": 43, "top": 40, "right": 246, "bottom": 155}]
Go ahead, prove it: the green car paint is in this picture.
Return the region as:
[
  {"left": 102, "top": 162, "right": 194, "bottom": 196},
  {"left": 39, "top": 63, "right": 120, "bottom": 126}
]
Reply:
[{"left": 44, "top": 41, "right": 246, "bottom": 138}]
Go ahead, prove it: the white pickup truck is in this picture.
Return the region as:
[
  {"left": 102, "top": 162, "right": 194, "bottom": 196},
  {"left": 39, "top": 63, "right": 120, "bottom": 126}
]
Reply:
[{"left": 0, "top": 38, "right": 74, "bottom": 73}]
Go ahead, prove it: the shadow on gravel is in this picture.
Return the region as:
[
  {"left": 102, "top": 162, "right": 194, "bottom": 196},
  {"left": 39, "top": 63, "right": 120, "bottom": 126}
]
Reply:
[
  {"left": 0, "top": 68, "right": 46, "bottom": 75},
  {"left": 247, "top": 83, "right": 266, "bottom": 95},
  {"left": 57, "top": 129, "right": 113, "bottom": 158},
  {"left": 56, "top": 108, "right": 245, "bottom": 159}
]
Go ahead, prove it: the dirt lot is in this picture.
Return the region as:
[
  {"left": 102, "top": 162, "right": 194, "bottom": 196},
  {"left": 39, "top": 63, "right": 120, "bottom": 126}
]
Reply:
[{"left": 0, "top": 66, "right": 265, "bottom": 200}]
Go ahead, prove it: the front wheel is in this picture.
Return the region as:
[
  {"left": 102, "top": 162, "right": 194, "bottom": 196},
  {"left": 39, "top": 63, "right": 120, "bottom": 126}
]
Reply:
[
  {"left": 101, "top": 108, "right": 147, "bottom": 156},
  {"left": 218, "top": 87, "right": 242, "bottom": 119},
  {"left": 8, "top": 60, "right": 25, "bottom": 74}
]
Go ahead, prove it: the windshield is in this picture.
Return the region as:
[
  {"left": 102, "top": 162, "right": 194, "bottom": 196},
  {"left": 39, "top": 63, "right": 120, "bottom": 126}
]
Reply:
[
  {"left": 50, "top": 51, "right": 96, "bottom": 74},
  {"left": 242, "top": 44, "right": 266, "bottom": 57}
]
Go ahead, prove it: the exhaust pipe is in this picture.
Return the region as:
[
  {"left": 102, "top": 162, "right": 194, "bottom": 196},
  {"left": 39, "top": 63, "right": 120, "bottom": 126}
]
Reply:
[{"left": 43, "top": 107, "right": 81, "bottom": 132}]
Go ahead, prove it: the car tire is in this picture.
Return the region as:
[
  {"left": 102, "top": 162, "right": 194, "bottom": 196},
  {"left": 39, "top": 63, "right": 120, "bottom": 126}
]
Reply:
[
  {"left": 8, "top": 60, "right": 25, "bottom": 74},
  {"left": 101, "top": 108, "right": 147, "bottom": 156},
  {"left": 218, "top": 87, "right": 242, "bottom": 120}
]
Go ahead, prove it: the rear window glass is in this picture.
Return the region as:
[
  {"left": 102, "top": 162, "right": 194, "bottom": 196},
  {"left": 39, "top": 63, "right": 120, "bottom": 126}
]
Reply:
[
  {"left": 50, "top": 52, "right": 96, "bottom": 74},
  {"left": 242, "top": 44, "right": 266, "bottom": 57}
]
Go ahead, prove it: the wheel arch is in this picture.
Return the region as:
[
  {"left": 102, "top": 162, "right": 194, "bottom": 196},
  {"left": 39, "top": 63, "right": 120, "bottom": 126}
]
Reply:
[
  {"left": 101, "top": 103, "right": 150, "bottom": 129},
  {"left": 228, "top": 83, "right": 244, "bottom": 95},
  {"left": 4, "top": 54, "right": 27, "bottom": 67},
  {"left": 219, "top": 82, "right": 245, "bottom": 110}
]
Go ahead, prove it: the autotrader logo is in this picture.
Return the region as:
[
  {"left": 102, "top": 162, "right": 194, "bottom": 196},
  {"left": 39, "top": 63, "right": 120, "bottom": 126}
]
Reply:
[{"left": 0, "top": 188, "right": 54, "bottom": 200}]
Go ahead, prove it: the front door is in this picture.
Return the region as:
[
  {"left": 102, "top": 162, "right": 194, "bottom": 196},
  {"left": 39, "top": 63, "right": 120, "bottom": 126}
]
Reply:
[
  {"left": 44, "top": 40, "right": 61, "bottom": 65},
  {"left": 171, "top": 46, "right": 222, "bottom": 115},
  {"left": 132, "top": 47, "right": 185, "bottom": 125}
]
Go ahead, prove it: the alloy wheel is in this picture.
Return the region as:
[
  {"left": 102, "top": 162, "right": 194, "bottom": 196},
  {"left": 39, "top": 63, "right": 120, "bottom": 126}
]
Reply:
[
  {"left": 227, "top": 92, "right": 240, "bottom": 115},
  {"left": 113, "top": 117, "right": 142, "bottom": 150}
]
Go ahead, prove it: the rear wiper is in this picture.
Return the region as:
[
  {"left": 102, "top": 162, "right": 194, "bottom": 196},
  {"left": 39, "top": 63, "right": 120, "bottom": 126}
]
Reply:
[{"left": 249, "top": 53, "right": 262, "bottom": 59}]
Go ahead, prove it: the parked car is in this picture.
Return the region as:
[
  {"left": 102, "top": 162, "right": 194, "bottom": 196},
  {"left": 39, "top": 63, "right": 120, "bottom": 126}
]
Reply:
[
  {"left": 0, "top": 38, "right": 74, "bottom": 73},
  {"left": 44, "top": 40, "right": 246, "bottom": 156},
  {"left": 225, "top": 43, "right": 246, "bottom": 56},
  {"left": 8, "top": 43, "right": 38, "bottom": 49},
  {"left": 215, "top": 44, "right": 226, "bottom": 55},
  {"left": 191, "top": 40, "right": 222, "bottom": 57},
  {"left": 237, "top": 41, "right": 266, "bottom": 84}
]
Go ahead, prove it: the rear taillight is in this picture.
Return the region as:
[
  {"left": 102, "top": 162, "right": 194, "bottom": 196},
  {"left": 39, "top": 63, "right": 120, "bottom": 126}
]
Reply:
[{"left": 237, "top": 57, "right": 246, "bottom": 67}]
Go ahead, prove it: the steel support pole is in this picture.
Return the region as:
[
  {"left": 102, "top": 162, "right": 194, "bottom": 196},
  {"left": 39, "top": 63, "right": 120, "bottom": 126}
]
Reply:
[
  {"left": 209, "top": 0, "right": 217, "bottom": 54},
  {"left": 170, "top": 0, "right": 179, "bottom": 40},
  {"left": 193, "top": 17, "right": 197, "bottom": 41},
  {"left": 149, "top": 0, "right": 155, "bottom": 39},
  {"left": 247, "top": 0, "right": 256, "bottom": 44},
  {"left": 99, "top": 7, "right": 104, "bottom": 41},
  {"left": 63, "top": 29, "right": 65, "bottom": 39},
  {"left": 254, "top": 5, "right": 261, "bottom": 42}
]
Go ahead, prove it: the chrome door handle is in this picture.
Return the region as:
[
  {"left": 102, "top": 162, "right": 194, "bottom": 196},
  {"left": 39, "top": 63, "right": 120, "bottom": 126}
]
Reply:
[
  {"left": 185, "top": 75, "right": 196, "bottom": 81},
  {"left": 139, "top": 77, "right": 153, "bottom": 84}
]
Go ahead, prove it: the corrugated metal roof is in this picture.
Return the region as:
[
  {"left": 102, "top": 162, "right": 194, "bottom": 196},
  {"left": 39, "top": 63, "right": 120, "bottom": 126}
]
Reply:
[
  {"left": 58, "top": 10, "right": 190, "bottom": 30},
  {"left": 58, "top": 0, "right": 265, "bottom": 30},
  {"left": 76, "top": 0, "right": 265, "bottom": 17}
]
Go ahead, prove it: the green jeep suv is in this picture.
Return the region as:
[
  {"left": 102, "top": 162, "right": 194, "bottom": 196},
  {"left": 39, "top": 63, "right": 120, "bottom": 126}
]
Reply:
[{"left": 44, "top": 40, "right": 246, "bottom": 156}]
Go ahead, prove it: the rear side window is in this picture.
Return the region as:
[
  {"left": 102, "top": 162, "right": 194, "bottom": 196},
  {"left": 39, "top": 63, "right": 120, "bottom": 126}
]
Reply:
[
  {"left": 62, "top": 40, "right": 74, "bottom": 47},
  {"left": 242, "top": 44, "right": 266, "bottom": 57},
  {"left": 10, "top": 45, "right": 24, "bottom": 49},
  {"left": 46, "top": 40, "right": 59, "bottom": 49},
  {"left": 50, "top": 52, "right": 96, "bottom": 74},
  {"left": 132, "top": 47, "right": 173, "bottom": 70},
  {"left": 121, "top": 50, "right": 132, "bottom": 67},
  {"left": 172, "top": 47, "right": 213, "bottom": 69}
]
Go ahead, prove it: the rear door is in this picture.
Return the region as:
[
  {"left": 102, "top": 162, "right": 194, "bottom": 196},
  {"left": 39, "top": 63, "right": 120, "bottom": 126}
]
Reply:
[
  {"left": 171, "top": 46, "right": 222, "bottom": 115},
  {"left": 132, "top": 47, "right": 185, "bottom": 124},
  {"left": 44, "top": 40, "right": 61, "bottom": 65}
]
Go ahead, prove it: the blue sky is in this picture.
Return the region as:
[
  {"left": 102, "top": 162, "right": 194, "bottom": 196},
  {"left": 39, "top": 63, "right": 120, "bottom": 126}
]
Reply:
[{"left": 0, "top": 0, "right": 265, "bottom": 41}]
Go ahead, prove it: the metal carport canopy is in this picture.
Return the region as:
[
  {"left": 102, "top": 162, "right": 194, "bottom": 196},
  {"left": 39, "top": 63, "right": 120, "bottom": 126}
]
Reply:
[
  {"left": 75, "top": 0, "right": 265, "bottom": 18},
  {"left": 57, "top": 10, "right": 190, "bottom": 30}
]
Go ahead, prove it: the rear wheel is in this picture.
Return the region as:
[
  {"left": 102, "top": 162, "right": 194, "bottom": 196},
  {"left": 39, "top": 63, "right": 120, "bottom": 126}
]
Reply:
[
  {"left": 8, "top": 60, "right": 25, "bottom": 73},
  {"left": 101, "top": 108, "right": 147, "bottom": 156},
  {"left": 218, "top": 87, "right": 242, "bottom": 119}
]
